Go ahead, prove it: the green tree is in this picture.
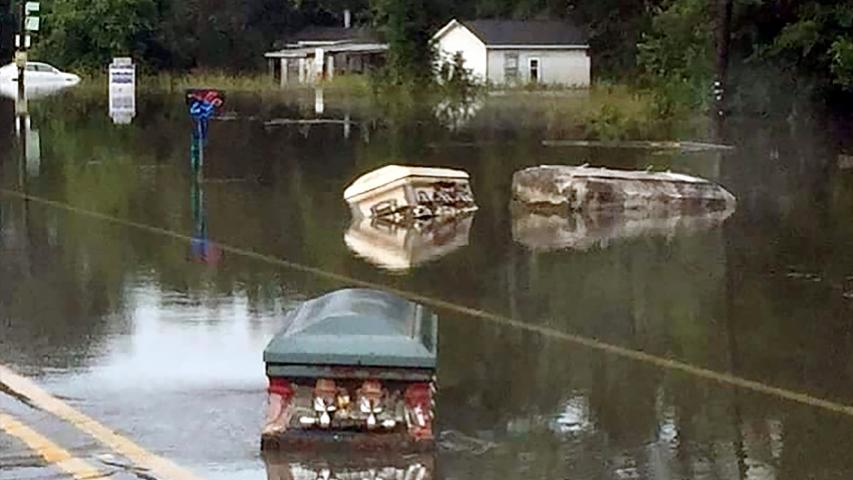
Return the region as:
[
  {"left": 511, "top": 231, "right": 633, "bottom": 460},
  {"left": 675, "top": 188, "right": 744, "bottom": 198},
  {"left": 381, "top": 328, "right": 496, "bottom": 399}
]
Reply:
[
  {"left": 35, "top": 0, "right": 159, "bottom": 70},
  {"left": 438, "top": 51, "right": 478, "bottom": 97},
  {"left": 637, "top": 0, "right": 853, "bottom": 112},
  {"left": 371, "top": 0, "right": 435, "bottom": 86},
  {"left": 569, "top": 0, "right": 663, "bottom": 79},
  {"left": 636, "top": 0, "right": 714, "bottom": 111},
  {"left": 154, "top": 0, "right": 297, "bottom": 70},
  {"left": 0, "top": 0, "right": 13, "bottom": 63},
  {"left": 831, "top": 37, "right": 853, "bottom": 89},
  {"left": 753, "top": 2, "right": 853, "bottom": 90}
]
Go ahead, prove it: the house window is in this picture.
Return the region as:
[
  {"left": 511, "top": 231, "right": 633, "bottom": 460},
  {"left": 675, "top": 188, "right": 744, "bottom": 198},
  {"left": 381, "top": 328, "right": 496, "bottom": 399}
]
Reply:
[
  {"left": 529, "top": 58, "right": 540, "bottom": 83},
  {"left": 504, "top": 53, "right": 519, "bottom": 82}
]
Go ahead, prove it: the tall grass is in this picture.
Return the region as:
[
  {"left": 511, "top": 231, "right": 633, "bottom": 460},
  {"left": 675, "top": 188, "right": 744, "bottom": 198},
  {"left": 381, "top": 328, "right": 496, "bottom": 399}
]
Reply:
[
  {"left": 476, "top": 82, "right": 701, "bottom": 140},
  {"left": 77, "top": 70, "right": 373, "bottom": 96},
  {"left": 68, "top": 72, "right": 700, "bottom": 140}
]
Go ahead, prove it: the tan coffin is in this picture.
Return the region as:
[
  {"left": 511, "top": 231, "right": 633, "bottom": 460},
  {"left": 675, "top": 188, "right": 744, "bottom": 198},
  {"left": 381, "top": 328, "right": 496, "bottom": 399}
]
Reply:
[{"left": 344, "top": 165, "right": 477, "bottom": 221}]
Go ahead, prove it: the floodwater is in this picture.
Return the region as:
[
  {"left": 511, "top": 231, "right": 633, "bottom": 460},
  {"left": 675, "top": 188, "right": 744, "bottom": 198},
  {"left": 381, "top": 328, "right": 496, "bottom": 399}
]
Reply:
[{"left": 0, "top": 87, "right": 852, "bottom": 480}]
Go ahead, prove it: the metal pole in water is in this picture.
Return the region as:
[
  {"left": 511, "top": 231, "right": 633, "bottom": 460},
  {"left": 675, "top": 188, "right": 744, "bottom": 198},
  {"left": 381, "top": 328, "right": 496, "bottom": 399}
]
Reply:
[
  {"left": 190, "top": 121, "right": 204, "bottom": 176},
  {"left": 191, "top": 174, "right": 204, "bottom": 239},
  {"left": 17, "top": 115, "right": 26, "bottom": 190},
  {"left": 196, "top": 120, "right": 204, "bottom": 173}
]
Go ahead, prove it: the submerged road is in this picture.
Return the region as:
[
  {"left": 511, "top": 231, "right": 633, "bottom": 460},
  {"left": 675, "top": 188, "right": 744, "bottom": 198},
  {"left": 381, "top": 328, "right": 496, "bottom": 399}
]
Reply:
[
  {"left": 3, "top": 189, "right": 853, "bottom": 417},
  {"left": 0, "top": 411, "right": 107, "bottom": 479},
  {"left": 0, "top": 365, "right": 203, "bottom": 480},
  {"left": 3, "top": 188, "right": 853, "bottom": 479}
]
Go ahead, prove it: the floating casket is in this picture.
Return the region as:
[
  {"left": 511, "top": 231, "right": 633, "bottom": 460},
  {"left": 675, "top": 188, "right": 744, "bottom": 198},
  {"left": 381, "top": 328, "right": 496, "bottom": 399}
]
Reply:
[
  {"left": 344, "top": 215, "right": 474, "bottom": 272},
  {"left": 344, "top": 165, "right": 477, "bottom": 222},
  {"left": 262, "top": 289, "right": 437, "bottom": 451},
  {"left": 512, "top": 165, "right": 736, "bottom": 213}
]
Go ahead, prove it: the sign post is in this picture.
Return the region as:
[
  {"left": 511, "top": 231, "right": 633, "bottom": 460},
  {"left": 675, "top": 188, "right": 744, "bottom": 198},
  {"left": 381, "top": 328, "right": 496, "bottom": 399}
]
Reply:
[
  {"left": 17, "top": 2, "right": 40, "bottom": 101},
  {"left": 185, "top": 88, "right": 225, "bottom": 174},
  {"left": 108, "top": 57, "right": 136, "bottom": 124},
  {"left": 314, "top": 48, "right": 324, "bottom": 83},
  {"left": 184, "top": 89, "right": 226, "bottom": 265}
]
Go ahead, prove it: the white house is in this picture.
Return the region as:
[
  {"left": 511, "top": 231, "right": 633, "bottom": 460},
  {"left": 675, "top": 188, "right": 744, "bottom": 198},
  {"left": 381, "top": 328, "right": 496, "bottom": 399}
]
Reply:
[{"left": 433, "top": 19, "right": 591, "bottom": 87}]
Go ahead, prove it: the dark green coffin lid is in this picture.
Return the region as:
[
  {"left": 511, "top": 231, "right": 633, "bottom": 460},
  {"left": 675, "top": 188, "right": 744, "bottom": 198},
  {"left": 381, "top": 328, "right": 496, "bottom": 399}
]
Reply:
[{"left": 264, "top": 289, "right": 437, "bottom": 369}]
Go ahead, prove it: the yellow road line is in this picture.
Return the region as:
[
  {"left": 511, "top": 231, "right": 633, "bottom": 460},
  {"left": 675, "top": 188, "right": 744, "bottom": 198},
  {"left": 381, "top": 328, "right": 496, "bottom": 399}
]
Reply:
[
  {"left": 0, "top": 366, "right": 204, "bottom": 480},
  {"left": 0, "top": 410, "right": 108, "bottom": 480},
  {"left": 3, "top": 189, "right": 853, "bottom": 421}
]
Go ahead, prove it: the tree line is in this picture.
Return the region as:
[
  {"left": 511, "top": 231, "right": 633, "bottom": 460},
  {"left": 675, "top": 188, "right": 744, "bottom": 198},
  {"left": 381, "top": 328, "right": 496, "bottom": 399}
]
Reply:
[{"left": 1, "top": 1, "right": 851, "bottom": 101}]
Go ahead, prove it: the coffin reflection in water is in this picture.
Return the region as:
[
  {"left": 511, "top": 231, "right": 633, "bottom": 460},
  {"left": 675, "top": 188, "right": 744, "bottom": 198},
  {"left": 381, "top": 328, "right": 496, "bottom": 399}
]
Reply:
[
  {"left": 511, "top": 207, "right": 735, "bottom": 252},
  {"left": 345, "top": 215, "right": 474, "bottom": 272},
  {"left": 263, "top": 452, "right": 435, "bottom": 480}
]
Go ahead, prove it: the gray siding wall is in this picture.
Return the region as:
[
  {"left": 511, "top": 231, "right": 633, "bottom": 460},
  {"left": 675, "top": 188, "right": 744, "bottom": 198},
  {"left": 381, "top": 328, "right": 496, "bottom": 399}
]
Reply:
[{"left": 487, "top": 48, "right": 590, "bottom": 87}]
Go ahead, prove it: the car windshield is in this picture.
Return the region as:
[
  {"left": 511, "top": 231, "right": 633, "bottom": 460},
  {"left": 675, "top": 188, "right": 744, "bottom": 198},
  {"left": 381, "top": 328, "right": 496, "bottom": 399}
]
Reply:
[{"left": 26, "top": 63, "right": 59, "bottom": 73}]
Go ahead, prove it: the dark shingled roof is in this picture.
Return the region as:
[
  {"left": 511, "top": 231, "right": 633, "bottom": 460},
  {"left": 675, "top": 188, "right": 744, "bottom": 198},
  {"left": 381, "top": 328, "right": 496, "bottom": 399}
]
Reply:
[
  {"left": 462, "top": 19, "right": 588, "bottom": 46},
  {"left": 289, "top": 26, "right": 378, "bottom": 43}
]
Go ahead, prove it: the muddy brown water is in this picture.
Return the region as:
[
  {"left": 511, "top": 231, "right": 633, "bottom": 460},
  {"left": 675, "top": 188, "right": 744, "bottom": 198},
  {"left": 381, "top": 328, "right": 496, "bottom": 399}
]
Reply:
[{"left": 1, "top": 89, "right": 853, "bottom": 479}]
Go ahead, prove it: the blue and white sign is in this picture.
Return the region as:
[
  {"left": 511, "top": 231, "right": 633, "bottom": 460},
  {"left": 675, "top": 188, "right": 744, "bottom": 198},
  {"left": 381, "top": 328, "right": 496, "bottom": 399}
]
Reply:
[
  {"left": 109, "top": 57, "right": 135, "bottom": 85},
  {"left": 108, "top": 57, "right": 136, "bottom": 124}
]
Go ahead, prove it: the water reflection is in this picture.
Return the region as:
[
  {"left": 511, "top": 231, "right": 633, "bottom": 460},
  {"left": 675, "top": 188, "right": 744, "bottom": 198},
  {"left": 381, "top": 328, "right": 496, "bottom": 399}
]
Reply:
[
  {"left": 263, "top": 452, "right": 435, "bottom": 480},
  {"left": 511, "top": 208, "right": 735, "bottom": 252},
  {"left": 188, "top": 114, "right": 222, "bottom": 264},
  {"left": 434, "top": 97, "right": 484, "bottom": 132},
  {"left": 345, "top": 215, "right": 473, "bottom": 272},
  {"left": 14, "top": 114, "right": 40, "bottom": 179},
  {"left": 0, "top": 92, "right": 853, "bottom": 479},
  {"left": 315, "top": 88, "right": 324, "bottom": 115}
]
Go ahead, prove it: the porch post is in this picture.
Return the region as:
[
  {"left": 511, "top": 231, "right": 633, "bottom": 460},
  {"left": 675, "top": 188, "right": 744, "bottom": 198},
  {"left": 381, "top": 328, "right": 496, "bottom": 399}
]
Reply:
[
  {"left": 327, "top": 55, "right": 335, "bottom": 81},
  {"left": 280, "top": 58, "right": 288, "bottom": 87}
]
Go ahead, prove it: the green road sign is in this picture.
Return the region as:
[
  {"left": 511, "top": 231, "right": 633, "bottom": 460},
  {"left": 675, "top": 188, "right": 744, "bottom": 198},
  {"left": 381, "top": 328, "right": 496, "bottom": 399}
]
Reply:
[{"left": 25, "top": 17, "right": 39, "bottom": 32}]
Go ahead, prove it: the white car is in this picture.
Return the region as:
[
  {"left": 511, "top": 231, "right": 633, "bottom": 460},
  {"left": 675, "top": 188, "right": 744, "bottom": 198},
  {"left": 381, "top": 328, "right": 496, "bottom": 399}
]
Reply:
[{"left": 0, "top": 62, "right": 81, "bottom": 99}]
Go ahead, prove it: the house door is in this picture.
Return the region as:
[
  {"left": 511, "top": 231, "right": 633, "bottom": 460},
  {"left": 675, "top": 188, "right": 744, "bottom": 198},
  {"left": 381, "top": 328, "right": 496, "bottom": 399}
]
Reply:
[{"left": 529, "top": 58, "right": 540, "bottom": 83}]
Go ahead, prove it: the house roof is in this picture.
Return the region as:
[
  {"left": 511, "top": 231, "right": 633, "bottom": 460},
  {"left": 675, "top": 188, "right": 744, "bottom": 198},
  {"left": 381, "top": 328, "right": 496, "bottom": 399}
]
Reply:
[
  {"left": 440, "top": 19, "right": 589, "bottom": 47},
  {"left": 288, "top": 26, "right": 378, "bottom": 44},
  {"left": 265, "top": 42, "right": 387, "bottom": 59}
]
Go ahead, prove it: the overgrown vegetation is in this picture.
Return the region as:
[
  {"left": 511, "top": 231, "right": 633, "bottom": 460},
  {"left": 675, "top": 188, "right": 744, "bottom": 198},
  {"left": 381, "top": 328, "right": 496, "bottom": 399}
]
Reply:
[
  {"left": 635, "top": 0, "right": 853, "bottom": 111},
  {"left": 370, "top": 0, "right": 435, "bottom": 87},
  {"left": 636, "top": 0, "right": 714, "bottom": 113},
  {"left": 437, "top": 52, "right": 480, "bottom": 99}
]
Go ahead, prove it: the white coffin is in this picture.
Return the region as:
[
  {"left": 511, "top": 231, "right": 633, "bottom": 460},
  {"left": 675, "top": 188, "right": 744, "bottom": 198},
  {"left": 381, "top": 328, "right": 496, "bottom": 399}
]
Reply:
[{"left": 343, "top": 165, "right": 476, "bottom": 220}]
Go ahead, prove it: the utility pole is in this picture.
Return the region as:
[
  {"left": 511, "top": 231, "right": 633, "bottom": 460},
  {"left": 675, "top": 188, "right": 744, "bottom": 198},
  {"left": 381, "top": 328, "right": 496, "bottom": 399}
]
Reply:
[
  {"left": 15, "top": 1, "right": 38, "bottom": 105},
  {"left": 714, "top": 0, "right": 733, "bottom": 117},
  {"left": 16, "top": 0, "right": 26, "bottom": 101}
]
